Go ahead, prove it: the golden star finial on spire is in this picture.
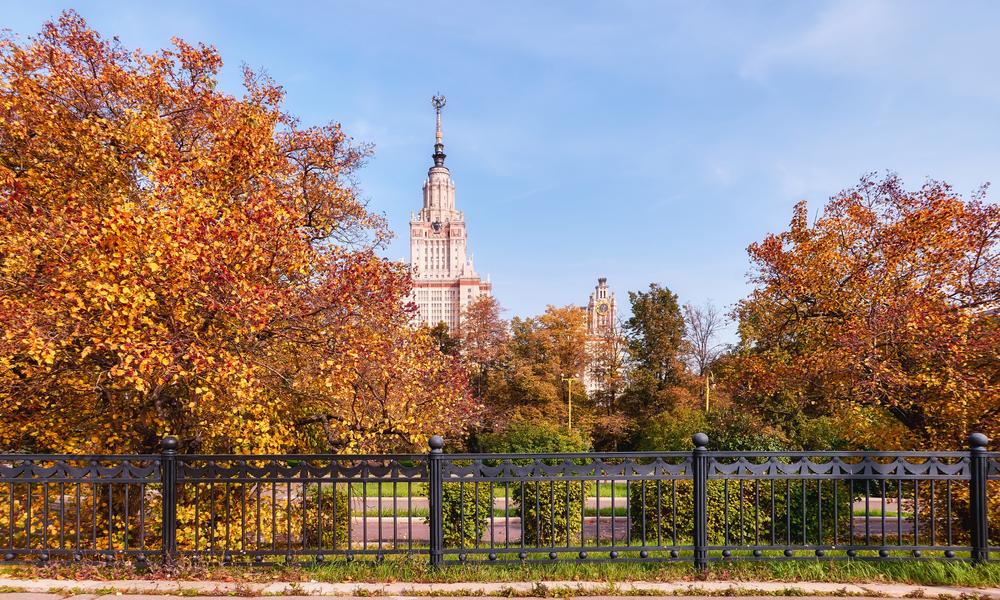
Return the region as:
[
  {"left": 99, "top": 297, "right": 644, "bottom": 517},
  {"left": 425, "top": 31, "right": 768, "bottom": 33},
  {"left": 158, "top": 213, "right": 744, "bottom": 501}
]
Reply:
[{"left": 432, "top": 94, "right": 446, "bottom": 144}]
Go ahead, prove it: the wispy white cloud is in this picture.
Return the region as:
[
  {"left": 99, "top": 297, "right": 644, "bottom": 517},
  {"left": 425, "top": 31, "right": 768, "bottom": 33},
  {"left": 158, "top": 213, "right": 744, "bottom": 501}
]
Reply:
[
  {"left": 741, "top": 1, "right": 903, "bottom": 82},
  {"left": 739, "top": 0, "right": 1000, "bottom": 101}
]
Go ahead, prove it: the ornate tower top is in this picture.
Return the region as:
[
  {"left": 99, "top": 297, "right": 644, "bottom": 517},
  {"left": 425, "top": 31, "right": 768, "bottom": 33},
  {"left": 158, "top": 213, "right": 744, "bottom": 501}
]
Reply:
[
  {"left": 587, "top": 277, "right": 617, "bottom": 336},
  {"left": 431, "top": 94, "right": 447, "bottom": 167}
]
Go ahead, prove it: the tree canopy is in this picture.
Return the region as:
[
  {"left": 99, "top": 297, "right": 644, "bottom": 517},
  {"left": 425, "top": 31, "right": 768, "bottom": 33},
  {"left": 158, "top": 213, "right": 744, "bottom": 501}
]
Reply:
[
  {"left": 0, "top": 12, "right": 475, "bottom": 454},
  {"left": 731, "top": 174, "right": 999, "bottom": 448}
]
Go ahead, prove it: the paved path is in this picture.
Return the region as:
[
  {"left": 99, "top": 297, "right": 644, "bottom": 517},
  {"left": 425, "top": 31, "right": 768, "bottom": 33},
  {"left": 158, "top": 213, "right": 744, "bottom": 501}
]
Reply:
[
  {"left": 0, "top": 578, "right": 996, "bottom": 598},
  {"left": 1, "top": 596, "right": 985, "bottom": 600},
  {"left": 346, "top": 515, "right": 631, "bottom": 544},
  {"left": 0, "top": 590, "right": 971, "bottom": 600},
  {"left": 343, "top": 515, "right": 912, "bottom": 544},
  {"left": 351, "top": 496, "right": 911, "bottom": 514},
  {"left": 351, "top": 496, "right": 620, "bottom": 511}
]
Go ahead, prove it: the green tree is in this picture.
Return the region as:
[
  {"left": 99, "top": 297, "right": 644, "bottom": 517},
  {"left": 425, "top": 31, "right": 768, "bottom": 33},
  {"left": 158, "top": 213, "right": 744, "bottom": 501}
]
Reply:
[
  {"left": 427, "top": 322, "right": 460, "bottom": 356},
  {"left": 626, "top": 284, "right": 686, "bottom": 385},
  {"left": 621, "top": 284, "right": 692, "bottom": 421}
]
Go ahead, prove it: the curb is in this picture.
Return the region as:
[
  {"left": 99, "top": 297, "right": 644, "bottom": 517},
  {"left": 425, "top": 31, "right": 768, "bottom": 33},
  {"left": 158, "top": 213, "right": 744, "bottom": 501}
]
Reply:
[{"left": 0, "top": 578, "right": 998, "bottom": 598}]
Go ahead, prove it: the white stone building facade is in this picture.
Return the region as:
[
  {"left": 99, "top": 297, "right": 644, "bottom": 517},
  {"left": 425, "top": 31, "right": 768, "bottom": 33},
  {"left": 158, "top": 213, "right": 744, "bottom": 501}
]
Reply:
[{"left": 409, "top": 96, "right": 491, "bottom": 332}]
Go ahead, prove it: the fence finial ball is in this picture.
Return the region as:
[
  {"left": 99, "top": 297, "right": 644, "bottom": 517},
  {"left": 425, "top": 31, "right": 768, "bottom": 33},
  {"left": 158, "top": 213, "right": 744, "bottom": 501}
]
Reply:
[
  {"left": 428, "top": 435, "right": 445, "bottom": 451},
  {"left": 161, "top": 436, "right": 179, "bottom": 451},
  {"left": 692, "top": 432, "right": 709, "bottom": 449},
  {"left": 968, "top": 432, "right": 989, "bottom": 449}
]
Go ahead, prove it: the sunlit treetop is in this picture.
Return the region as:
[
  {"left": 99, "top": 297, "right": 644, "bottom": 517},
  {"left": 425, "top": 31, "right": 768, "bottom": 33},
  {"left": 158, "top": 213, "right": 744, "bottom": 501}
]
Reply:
[
  {"left": 732, "top": 173, "right": 999, "bottom": 448},
  {"left": 0, "top": 11, "right": 475, "bottom": 453}
]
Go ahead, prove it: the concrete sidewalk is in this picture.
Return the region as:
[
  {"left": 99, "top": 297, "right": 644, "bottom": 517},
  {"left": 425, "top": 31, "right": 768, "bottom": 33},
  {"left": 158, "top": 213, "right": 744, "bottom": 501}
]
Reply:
[
  {"left": 0, "top": 578, "right": 997, "bottom": 598},
  {"left": 8, "top": 596, "right": 989, "bottom": 600},
  {"left": 3, "top": 596, "right": 995, "bottom": 600}
]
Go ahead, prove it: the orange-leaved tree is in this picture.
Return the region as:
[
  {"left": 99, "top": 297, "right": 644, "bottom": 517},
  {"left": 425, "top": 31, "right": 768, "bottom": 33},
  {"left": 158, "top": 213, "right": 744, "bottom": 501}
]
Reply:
[
  {"left": 493, "top": 305, "right": 590, "bottom": 426},
  {"left": 458, "top": 295, "right": 508, "bottom": 398},
  {"left": 731, "top": 173, "right": 999, "bottom": 448},
  {"left": 0, "top": 12, "right": 475, "bottom": 454}
]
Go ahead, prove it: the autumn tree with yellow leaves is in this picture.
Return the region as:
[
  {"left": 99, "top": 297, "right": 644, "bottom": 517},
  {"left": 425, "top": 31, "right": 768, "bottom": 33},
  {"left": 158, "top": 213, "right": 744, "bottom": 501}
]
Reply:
[
  {"left": 482, "top": 305, "right": 590, "bottom": 428},
  {"left": 730, "top": 174, "right": 999, "bottom": 448},
  {"left": 0, "top": 12, "right": 476, "bottom": 454}
]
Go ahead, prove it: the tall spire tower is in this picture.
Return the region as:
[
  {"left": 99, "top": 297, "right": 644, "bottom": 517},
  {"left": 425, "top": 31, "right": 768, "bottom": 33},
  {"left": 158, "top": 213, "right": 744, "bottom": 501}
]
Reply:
[{"left": 409, "top": 95, "right": 492, "bottom": 331}]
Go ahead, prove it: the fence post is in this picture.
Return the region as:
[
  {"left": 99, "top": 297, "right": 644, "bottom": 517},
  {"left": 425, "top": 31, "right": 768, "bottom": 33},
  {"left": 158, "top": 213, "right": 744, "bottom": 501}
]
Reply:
[
  {"left": 428, "top": 435, "right": 445, "bottom": 567},
  {"left": 969, "top": 432, "right": 990, "bottom": 563},
  {"left": 692, "top": 432, "right": 709, "bottom": 571},
  {"left": 160, "top": 436, "right": 179, "bottom": 566}
]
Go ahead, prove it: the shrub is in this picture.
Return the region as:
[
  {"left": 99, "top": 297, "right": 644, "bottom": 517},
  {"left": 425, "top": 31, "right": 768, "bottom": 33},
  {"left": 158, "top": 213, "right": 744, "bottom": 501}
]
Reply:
[
  {"left": 629, "top": 479, "right": 765, "bottom": 544},
  {"left": 440, "top": 480, "right": 494, "bottom": 548},
  {"left": 477, "top": 420, "right": 591, "bottom": 453},
  {"left": 514, "top": 479, "right": 589, "bottom": 547},
  {"left": 635, "top": 407, "right": 709, "bottom": 451},
  {"left": 706, "top": 410, "right": 786, "bottom": 452},
  {"left": 764, "top": 478, "right": 852, "bottom": 546},
  {"left": 916, "top": 478, "right": 999, "bottom": 546},
  {"left": 303, "top": 484, "right": 352, "bottom": 549},
  {"left": 171, "top": 483, "right": 353, "bottom": 553},
  {"left": 0, "top": 482, "right": 143, "bottom": 552},
  {"left": 630, "top": 478, "right": 853, "bottom": 546},
  {"left": 636, "top": 407, "right": 785, "bottom": 453},
  {"left": 479, "top": 420, "right": 592, "bottom": 547}
]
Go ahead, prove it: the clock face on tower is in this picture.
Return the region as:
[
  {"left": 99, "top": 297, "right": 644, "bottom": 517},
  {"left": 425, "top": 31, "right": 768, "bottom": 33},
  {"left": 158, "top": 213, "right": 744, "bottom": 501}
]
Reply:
[
  {"left": 596, "top": 301, "right": 610, "bottom": 315},
  {"left": 431, "top": 220, "right": 442, "bottom": 232}
]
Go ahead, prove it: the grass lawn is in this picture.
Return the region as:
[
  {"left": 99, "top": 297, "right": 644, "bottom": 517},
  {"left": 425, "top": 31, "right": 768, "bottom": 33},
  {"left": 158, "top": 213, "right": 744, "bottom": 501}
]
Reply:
[
  {"left": 3, "top": 556, "right": 999, "bottom": 587},
  {"left": 851, "top": 508, "right": 914, "bottom": 518},
  {"left": 340, "top": 481, "right": 661, "bottom": 503},
  {"left": 298, "top": 558, "right": 1000, "bottom": 587},
  {"left": 348, "top": 482, "right": 428, "bottom": 497},
  {"left": 596, "top": 482, "right": 630, "bottom": 497}
]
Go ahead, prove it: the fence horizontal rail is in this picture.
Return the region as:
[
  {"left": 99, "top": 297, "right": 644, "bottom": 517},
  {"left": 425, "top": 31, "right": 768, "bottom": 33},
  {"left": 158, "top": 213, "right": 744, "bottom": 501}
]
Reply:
[{"left": 0, "top": 432, "right": 994, "bottom": 567}]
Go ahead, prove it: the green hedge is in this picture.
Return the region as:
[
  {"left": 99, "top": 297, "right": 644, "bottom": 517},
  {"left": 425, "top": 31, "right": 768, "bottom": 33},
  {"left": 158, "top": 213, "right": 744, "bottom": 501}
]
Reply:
[
  {"left": 629, "top": 479, "right": 763, "bottom": 544},
  {"left": 477, "top": 420, "right": 592, "bottom": 548},
  {"left": 629, "top": 478, "right": 851, "bottom": 545},
  {"left": 440, "top": 481, "right": 494, "bottom": 548},
  {"left": 770, "top": 479, "right": 853, "bottom": 545},
  {"left": 303, "top": 484, "right": 351, "bottom": 548},
  {"left": 514, "top": 479, "right": 590, "bottom": 547},
  {"left": 476, "top": 421, "right": 591, "bottom": 453}
]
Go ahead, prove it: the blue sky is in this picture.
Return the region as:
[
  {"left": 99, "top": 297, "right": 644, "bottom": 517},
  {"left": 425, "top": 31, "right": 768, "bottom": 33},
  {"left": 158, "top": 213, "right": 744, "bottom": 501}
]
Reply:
[{"left": 5, "top": 1, "right": 999, "bottom": 341}]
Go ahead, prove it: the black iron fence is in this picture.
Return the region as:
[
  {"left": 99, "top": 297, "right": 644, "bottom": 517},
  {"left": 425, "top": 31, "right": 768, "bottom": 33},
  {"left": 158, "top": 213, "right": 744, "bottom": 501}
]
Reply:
[{"left": 0, "top": 433, "right": 996, "bottom": 568}]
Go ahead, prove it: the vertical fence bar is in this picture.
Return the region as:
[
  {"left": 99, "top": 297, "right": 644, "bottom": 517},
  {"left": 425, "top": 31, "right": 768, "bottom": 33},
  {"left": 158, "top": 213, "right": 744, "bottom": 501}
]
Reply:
[
  {"left": 692, "top": 432, "right": 709, "bottom": 571},
  {"left": 968, "top": 432, "right": 990, "bottom": 564},
  {"left": 428, "top": 435, "right": 444, "bottom": 567},
  {"left": 160, "top": 436, "right": 179, "bottom": 566}
]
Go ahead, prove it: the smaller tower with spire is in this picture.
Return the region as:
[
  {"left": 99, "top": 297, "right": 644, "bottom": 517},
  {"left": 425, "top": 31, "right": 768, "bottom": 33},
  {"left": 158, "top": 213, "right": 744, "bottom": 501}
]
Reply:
[
  {"left": 587, "top": 277, "right": 617, "bottom": 336},
  {"left": 583, "top": 277, "right": 620, "bottom": 396}
]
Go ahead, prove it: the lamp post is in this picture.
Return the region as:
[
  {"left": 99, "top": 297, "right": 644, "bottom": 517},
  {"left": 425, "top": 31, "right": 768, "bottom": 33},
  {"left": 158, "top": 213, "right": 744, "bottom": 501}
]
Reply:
[
  {"left": 704, "top": 371, "right": 714, "bottom": 413},
  {"left": 560, "top": 377, "right": 574, "bottom": 430}
]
